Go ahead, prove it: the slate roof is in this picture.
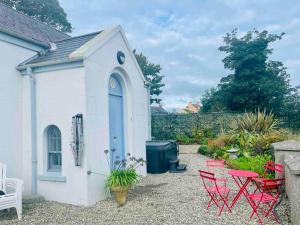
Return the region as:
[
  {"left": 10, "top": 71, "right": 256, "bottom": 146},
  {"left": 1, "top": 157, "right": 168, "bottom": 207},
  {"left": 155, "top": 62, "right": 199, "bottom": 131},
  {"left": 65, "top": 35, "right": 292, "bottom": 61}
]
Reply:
[
  {"left": 0, "top": 2, "right": 69, "bottom": 46},
  {"left": 151, "top": 106, "right": 168, "bottom": 115},
  {"left": 19, "top": 32, "right": 101, "bottom": 66}
]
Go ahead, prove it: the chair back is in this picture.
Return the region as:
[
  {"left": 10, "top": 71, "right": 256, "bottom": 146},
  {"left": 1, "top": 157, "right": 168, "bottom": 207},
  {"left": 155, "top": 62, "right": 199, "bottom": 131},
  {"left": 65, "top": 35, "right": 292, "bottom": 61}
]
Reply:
[
  {"left": 264, "top": 161, "right": 284, "bottom": 178},
  {"left": 262, "top": 178, "right": 285, "bottom": 193},
  {"left": 198, "top": 170, "right": 217, "bottom": 191},
  {"left": 206, "top": 159, "right": 225, "bottom": 168},
  {"left": 0, "top": 163, "right": 7, "bottom": 192}
]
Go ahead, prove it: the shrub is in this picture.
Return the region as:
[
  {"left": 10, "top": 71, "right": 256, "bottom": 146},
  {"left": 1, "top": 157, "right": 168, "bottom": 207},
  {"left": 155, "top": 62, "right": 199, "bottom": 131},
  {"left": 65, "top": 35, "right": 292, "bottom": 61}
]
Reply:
[
  {"left": 252, "top": 130, "right": 288, "bottom": 155},
  {"left": 207, "top": 138, "right": 225, "bottom": 151},
  {"left": 192, "top": 128, "right": 216, "bottom": 144},
  {"left": 228, "top": 155, "right": 273, "bottom": 176},
  {"left": 231, "top": 109, "right": 280, "bottom": 134},
  {"left": 176, "top": 134, "right": 194, "bottom": 144},
  {"left": 198, "top": 145, "right": 210, "bottom": 155}
]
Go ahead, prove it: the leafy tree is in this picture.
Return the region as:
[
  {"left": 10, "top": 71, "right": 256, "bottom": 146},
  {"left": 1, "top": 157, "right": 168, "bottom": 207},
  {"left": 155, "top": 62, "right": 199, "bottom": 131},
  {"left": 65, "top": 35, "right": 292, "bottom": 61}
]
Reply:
[
  {"left": 134, "top": 50, "right": 165, "bottom": 104},
  {"left": 201, "top": 29, "right": 299, "bottom": 114},
  {"left": 1, "top": 0, "right": 72, "bottom": 32}
]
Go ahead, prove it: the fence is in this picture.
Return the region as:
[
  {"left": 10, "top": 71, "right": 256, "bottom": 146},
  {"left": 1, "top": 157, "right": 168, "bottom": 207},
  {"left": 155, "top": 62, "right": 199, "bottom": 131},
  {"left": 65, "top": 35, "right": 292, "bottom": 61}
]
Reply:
[
  {"left": 151, "top": 112, "right": 241, "bottom": 140},
  {"left": 151, "top": 112, "right": 300, "bottom": 140}
]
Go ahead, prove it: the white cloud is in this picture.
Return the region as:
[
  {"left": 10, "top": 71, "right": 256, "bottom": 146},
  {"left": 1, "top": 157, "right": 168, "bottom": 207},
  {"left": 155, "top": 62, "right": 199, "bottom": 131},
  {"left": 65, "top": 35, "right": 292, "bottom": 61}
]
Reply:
[{"left": 59, "top": 0, "right": 300, "bottom": 108}]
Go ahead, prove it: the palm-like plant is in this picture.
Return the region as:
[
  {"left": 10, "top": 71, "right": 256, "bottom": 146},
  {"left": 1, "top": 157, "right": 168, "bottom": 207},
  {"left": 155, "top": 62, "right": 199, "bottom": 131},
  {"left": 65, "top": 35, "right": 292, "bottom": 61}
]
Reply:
[{"left": 232, "top": 109, "right": 280, "bottom": 134}]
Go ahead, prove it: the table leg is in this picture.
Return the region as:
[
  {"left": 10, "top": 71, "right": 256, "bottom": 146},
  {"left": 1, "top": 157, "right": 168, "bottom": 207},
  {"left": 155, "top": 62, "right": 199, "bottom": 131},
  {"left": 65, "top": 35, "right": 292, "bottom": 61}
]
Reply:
[{"left": 230, "top": 176, "right": 251, "bottom": 208}]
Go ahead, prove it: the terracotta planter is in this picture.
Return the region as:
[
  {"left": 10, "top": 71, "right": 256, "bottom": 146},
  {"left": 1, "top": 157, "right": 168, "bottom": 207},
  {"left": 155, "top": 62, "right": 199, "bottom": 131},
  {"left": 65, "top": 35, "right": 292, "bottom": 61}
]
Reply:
[{"left": 111, "top": 186, "right": 129, "bottom": 206}]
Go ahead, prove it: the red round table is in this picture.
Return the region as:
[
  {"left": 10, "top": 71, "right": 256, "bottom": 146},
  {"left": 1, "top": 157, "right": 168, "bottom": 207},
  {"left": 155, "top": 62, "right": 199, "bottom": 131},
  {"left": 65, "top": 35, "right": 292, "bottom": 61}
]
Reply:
[{"left": 228, "top": 170, "right": 259, "bottom": 209}]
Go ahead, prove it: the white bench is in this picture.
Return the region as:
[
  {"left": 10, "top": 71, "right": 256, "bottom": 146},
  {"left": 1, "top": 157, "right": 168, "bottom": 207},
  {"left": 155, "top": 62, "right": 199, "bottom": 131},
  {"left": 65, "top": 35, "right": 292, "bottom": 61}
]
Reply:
[{"left": 0, "top": 163, "right": 23, "bottom": 220}]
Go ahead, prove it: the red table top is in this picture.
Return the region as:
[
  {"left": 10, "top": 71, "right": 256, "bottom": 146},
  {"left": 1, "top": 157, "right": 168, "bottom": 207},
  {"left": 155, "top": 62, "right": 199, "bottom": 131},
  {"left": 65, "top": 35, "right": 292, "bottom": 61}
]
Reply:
[{"left": 228, "top": 169, "right": 259, "bottom": 178}]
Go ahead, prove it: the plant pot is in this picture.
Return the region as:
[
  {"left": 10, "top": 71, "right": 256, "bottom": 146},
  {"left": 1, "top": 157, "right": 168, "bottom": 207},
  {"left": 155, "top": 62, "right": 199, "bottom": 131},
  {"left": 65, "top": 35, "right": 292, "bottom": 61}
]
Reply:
[{"left": 111, "top": 186, "right": 129, "bottom": 206}]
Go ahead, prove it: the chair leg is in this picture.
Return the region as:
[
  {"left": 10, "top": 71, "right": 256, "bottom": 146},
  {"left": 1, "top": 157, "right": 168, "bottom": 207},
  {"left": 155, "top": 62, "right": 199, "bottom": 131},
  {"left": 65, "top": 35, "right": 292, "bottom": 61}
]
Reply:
[
  {"left": 218, "top": 192, "right": 231, "bottom": 216},
  {"left": 16, "top": 206, "right": 22, "bottom": 220}
]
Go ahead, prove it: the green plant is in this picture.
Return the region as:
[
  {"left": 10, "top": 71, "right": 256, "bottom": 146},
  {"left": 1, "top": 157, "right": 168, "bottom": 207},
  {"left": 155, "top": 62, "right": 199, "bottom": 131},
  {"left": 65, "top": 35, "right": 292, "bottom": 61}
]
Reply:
[
  {"left": 104, "top": 150, "right": 145, "bottom": 188},
  {"left": 228, "top": 155, "right": 273, "bottom": 176},
  {"left": 192, "top": 128, "right": 216, "bottom": 144},
  {"left": 231, "top": 109, "right": 280, "bottom": 134},
  {"left": 106, "top": 169, "right": 139, "bottom": 188},
  {"left": 251, "top": 131, "right": 284, "bottom": 154},
  {"left": 198, "top": 145, "right": 210, "bottom": 155},
  {"left": 176, "top": 134, "right": 194, "bottom": 144}
]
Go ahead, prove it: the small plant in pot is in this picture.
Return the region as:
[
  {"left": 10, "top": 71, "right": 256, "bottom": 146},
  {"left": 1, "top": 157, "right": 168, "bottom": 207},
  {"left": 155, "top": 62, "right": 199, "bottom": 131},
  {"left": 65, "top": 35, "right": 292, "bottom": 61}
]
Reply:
[{"left": 104, "top": 150, "right": 146, "bottom": 206}]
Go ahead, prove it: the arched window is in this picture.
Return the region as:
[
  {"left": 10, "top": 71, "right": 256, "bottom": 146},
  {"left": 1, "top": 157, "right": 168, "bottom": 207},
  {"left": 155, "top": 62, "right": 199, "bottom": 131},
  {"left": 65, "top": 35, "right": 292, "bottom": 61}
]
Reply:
[{"left": 46, "top": 125, "right": 62, "bottom": 172}]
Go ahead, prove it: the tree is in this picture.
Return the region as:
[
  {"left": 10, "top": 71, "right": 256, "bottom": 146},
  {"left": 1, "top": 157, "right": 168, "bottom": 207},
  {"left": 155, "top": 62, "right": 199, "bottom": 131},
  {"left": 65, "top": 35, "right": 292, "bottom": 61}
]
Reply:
[
  {"left": 134, "top": 50, "right": 165, "bottom": 104},
  {"left": 201, "top": 29, "right": 299, "bottom": 114},
  {"left": 1, "top": 0, "right": 72, "bottom": 32}
]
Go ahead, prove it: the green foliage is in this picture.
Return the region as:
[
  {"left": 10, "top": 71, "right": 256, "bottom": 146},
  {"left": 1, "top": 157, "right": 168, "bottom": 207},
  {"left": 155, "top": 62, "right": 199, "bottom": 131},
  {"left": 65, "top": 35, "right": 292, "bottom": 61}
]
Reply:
[
  {"left": 104, "top": 150, "right": 145, "bottom": 188},
  {"left": 198, "top": 145, "right": 210, "bottom": 155},
  {"left": 2, "top": 0, "right": 72, "bottom": 32},
  {"left": 106, "top": 169, "right": 139, "bottom": 188},
  {"left": 198, "top": 143, "right": 228, "bottom": 159},
  {"left": 134, "top": 50, "right": 165, "bottom": 104},
  {"left": 231, "top": 109, "right": 279, "bottom": 134},
  {"left": 151, "top": 113, "right": 236, "bottom": 142},
  {"left": 228, "top": 155, "right": 273, "bottom": 177},
  {"left": 175, "top": 133, "right": 194, "bottom": 144},
  {"left": 201, "top": 29, "right": 299, "bottom": 114}
]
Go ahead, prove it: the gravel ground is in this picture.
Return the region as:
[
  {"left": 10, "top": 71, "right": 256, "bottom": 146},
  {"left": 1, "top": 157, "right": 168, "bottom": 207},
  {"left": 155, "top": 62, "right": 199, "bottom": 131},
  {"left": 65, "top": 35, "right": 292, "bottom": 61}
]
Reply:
[{"left": 0, "top": 146, "right": 290, "bottom": 225}]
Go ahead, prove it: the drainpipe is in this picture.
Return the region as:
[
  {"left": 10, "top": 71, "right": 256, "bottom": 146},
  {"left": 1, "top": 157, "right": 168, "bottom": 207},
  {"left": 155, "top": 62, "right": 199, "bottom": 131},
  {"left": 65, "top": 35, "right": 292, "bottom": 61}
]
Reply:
[
  {"left": 144, "top": 81, "right": 151, "bottom": 140},
  {"left": 27, "top": 66, "right": 37, "bottom": 195}
]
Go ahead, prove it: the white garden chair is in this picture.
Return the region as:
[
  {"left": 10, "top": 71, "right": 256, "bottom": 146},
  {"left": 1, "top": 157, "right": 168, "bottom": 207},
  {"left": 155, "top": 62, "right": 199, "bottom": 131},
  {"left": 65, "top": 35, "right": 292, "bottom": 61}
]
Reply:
[
  {"left": 0, "top": 163, "right": 6, "bottom": 192},
  {"left": 0, "top": 163, "right": 23, "bottom": 220}
]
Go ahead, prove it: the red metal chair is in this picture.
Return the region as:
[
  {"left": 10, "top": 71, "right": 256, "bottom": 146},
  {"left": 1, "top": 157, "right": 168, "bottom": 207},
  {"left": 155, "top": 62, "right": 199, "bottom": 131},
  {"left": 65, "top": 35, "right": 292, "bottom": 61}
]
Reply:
[
  {"left": 198, "top": 170, "right": 231, "bottom": 216},
  {"left": 205, "top": 159, "right": 228, "bottom": 184},
  {"left": 249, "top": 178, "right": 285, "bottom": 225},
  {"left": 252, "top": 161, "right": 284, "bottom": 192}
]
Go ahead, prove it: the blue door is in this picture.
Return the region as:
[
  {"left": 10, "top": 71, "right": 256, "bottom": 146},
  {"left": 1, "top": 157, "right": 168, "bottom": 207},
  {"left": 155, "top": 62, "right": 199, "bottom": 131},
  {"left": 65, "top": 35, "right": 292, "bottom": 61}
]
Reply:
[{"left": 109, "top": 75, "right": 125, "bottom": 169}]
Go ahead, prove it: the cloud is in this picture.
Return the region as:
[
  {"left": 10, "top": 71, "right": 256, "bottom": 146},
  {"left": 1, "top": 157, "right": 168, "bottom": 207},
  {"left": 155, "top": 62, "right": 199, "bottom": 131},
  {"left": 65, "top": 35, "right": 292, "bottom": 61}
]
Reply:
[{"left": 59, "top": 0, "right": 300, "bottom": 108}]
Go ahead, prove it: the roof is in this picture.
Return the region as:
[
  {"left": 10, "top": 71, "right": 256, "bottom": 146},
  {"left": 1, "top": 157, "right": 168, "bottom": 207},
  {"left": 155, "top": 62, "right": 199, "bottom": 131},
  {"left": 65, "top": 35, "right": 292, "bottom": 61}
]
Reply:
[
  {"left": 0, "top": 2, "right": 69, "bottom": 46},
  {"left": 19, "top": 32, "right": 101, "bottom": 67},
  {"left": 151, "top": 105, "right": 168, "bottom": 115}
]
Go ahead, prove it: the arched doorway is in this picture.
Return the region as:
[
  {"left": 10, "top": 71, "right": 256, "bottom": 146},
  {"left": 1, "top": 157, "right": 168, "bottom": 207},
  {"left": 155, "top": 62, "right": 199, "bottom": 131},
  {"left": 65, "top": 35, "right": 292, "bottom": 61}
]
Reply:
[{"left": 108, "top": 74, "right": 125, "bottom": 168}]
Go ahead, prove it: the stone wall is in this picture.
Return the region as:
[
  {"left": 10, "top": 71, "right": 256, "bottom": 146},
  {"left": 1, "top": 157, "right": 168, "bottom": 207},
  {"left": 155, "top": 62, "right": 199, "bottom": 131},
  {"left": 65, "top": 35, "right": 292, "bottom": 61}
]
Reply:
[
  {"left": 284, "top": 157, "right": 300, "bottom": 225},
  {"left": 273, "top": 140, "right": 300, "bottom": 225}
]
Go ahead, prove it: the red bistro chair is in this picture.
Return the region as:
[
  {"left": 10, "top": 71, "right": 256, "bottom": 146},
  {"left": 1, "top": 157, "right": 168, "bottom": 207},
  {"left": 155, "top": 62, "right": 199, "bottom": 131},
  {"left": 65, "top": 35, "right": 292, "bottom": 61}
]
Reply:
[
  {"left": 249, "top": 178, "right": 285, "bottom": 225},
  {"left": 252, "top": 161, "right": 284, "bottom": 192},
  {"left": 205, "top": 159, "right": 228, "bottom": 185},
  {"left": 198, "top": 170, "right": 231, "bottom": 216}
]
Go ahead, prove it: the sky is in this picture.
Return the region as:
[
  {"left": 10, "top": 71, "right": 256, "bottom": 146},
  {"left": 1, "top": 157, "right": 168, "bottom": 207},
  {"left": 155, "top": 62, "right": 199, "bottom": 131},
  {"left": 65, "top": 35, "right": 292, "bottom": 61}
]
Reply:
[{"left": 60, "top": 0, "right": 300, "bottom": 110}]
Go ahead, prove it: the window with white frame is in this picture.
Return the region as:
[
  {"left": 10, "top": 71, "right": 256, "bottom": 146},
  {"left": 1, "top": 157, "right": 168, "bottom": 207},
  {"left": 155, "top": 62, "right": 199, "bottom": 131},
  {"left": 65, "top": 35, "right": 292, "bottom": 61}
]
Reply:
[{"left": 46, "top": 125, "right": 62, "bottom": 172}]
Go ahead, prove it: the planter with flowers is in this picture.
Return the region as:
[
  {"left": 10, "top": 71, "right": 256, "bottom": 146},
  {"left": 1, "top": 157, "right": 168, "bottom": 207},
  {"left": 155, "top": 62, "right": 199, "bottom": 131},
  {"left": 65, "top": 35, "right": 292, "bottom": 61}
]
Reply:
[{"left": 104, "top": 150, "right": 146, "bottom": 206}]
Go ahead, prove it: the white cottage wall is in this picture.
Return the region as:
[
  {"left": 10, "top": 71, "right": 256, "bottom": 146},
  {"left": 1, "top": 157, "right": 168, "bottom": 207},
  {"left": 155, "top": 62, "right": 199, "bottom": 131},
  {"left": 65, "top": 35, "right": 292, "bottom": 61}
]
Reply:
[
  {"left": 0, "top": 39, "right": 37, "bottom": 189},
  {"left": 84, "top": 31, "right": 149, "bottom": 205},
  {"left": 34, "top": 67, "right": 89, "bottom": 205}
]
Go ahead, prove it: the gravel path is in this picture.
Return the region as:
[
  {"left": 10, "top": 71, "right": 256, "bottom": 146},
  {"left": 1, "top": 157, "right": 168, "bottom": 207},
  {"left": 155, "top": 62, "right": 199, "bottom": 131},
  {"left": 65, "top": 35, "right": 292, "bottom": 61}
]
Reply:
[{"left": 0, "top": 146, "right": 290, "bottom": 225}]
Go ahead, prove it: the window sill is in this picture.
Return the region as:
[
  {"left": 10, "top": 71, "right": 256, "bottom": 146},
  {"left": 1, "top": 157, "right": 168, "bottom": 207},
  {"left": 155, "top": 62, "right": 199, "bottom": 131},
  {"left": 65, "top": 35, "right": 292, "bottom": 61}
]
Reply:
[{"left": 38, "top": 174, "right": 66, "bottom": 183}]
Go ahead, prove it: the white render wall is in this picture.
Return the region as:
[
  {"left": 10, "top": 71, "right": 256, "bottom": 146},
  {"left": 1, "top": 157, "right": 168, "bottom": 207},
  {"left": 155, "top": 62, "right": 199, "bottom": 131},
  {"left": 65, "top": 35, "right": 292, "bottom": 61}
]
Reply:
[
  {"left": 0, "top": 40, "right": 36, "bottom": 188},
  {"left": 84, "top": 31, "right": 149, "bottom": 205},
  {"left": 34, "top": 67, "right": 89, "bottom": 205}
]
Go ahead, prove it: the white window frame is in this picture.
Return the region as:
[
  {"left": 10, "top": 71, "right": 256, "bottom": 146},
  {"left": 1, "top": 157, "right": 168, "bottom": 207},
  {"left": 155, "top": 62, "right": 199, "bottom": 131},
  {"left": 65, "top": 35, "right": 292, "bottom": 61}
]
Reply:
[{"left": 46, "top": 125, "right": 62, "bottom": 172}]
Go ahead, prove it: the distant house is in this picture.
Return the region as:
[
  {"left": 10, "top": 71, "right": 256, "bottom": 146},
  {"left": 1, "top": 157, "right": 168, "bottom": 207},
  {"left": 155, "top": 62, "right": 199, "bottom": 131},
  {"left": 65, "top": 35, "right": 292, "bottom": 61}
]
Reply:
[
  {"left": 0, "top": 3, "right": 150, "bottom": 206},
  {"left": 184, "top": 102, "right": 201, "bottom": 113},
  {"left": 151, "top": 105, "right": 168, "bottom": 115}
]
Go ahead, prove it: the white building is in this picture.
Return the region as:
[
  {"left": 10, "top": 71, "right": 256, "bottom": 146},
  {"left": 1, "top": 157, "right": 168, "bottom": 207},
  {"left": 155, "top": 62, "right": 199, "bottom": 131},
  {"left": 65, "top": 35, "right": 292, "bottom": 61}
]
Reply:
[{"left": 0, "top": 3, "right": 150, "bottom": 206}]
